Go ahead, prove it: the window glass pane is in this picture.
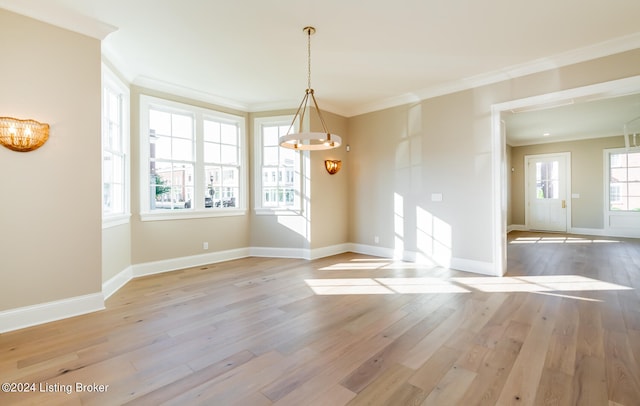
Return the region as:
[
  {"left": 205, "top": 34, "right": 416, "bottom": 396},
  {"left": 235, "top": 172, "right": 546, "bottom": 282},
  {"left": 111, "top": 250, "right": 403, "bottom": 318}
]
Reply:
[
  {"left": 172, "top": 138, "right": 193, "bottom": 161},
  {"left": 204, "top": 142, "right": 220, "bottom": 163},
  {"left": 103, "top": 183, "right": 111, "bottom": 211},
  {"left": 280, "top": 148, "right": 296, "bottom": 166},
  {"left": 262, "top": 168, "right": 273, "bottom": 183},
  {"left": 629, "top": 182, "right": 640, "bottom": 208},
  {"left": 629, "top": 152, "right": 640, "bottom": 167},
  {"left": 112, "top": 155, "right": 123, "bottom": 181},
  {"left": 536, "top": 161, "right": 559, "bottom": 199},
  {"left": 108, "top": 123, "right": 120, "bottom": 151},
  {"left": 221, "top": 123, "right": 237, "bottom": 145},
  {"left": 610, "top": 153, "right": 626, "bottom": 168},
  {"left": 610, "top": 183, "right": 627, "bottom": 210},
  {"left": 103, "top": 154, "right": 113, "bottom": 183},
  {"left": 223, "top": 167, "right": 239, "bottom": 186},
  {"left": 154, "top": 136, "right": 171, "bottom": 159},
  {"left": 611, "top": 167, "right": 627, "bottom": 182},
  {"left": 628, "top": 167, "right": 640, "bottom": 182},
  {"left": 221, "top": 145, "right": 237, "bottom": 164},
  {"left": 108, "top": 93, "right": 120, "bottom": 123},
  {"left": 151, "top": 161, "right": 171, "bottom": 210},
  {"left": 112, "top": 184, "right": 123, "bottom": 213},
  {"left": 150, "top": 110, "right": 171, "bottom": 136},
  {"left": 263, "top": 126, "right": 279, "bottom": 146},
  {"left": 204, "top": 120, "right": 220, "bottom": 143},
  {"left": 263, "top": 146, "right": 278, "bottom": 166},
  {"left": 172, "top": 114, "right": 193, "bottom": 139}
]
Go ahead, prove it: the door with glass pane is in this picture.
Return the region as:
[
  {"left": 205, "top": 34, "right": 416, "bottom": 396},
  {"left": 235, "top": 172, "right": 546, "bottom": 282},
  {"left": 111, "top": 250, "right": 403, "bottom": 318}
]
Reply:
[{"left": 525, "top": 153, "right": 569, "bottom": 232}]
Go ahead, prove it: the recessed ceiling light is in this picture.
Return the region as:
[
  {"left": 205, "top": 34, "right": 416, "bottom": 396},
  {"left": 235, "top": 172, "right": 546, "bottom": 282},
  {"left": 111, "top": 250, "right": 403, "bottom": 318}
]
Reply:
[{"left": 543, "top": 132, "right": 550, "bottom": 137}]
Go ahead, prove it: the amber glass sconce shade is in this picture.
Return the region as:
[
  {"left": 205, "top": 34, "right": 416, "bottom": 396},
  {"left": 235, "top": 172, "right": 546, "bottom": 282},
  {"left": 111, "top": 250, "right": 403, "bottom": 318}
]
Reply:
[
  {"left": 0, "top": 117, "right": 50, "bottom": 152},
  {"left": 324, "top": 159, "right": 342, "bottom": 175}
]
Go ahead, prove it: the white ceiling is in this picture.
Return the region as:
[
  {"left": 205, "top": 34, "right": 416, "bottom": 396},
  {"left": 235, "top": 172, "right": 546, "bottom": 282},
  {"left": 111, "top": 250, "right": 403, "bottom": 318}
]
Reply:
[
  {"left": 505, "top": 92, "right": 640, "bottom": 146},
  {"left": 2, "top": 0, "right": 640, "bottom": 140}
]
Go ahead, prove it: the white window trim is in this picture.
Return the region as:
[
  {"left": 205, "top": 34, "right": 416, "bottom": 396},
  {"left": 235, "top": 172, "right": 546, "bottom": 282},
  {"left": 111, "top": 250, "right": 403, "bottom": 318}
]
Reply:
[
  {"left": 603, "top": 147, "right": 640, "bottom": 234},
  {"left": 253, "top": 115, "right": 307, "bottom": 216},
  {"left": 102, "top": 64, "right": 131, "bottom": 229},
  {"left": 139, "top": 95, "right": 247, "bottom": 221}
]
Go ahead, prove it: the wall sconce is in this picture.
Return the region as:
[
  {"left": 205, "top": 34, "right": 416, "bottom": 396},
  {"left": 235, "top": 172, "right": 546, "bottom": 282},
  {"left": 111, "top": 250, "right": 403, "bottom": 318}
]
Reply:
[
  {"left": 324, "top": 159, "right": 342, "bottom": 175},
  {"left": 0, "top": 117, "right": 50, "bottom": 152}
]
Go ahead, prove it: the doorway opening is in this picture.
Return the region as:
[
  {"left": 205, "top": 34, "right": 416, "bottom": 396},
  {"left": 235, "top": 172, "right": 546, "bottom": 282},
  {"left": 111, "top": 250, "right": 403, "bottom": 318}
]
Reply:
[{"left": 491, "top": 75, "right": 640, "bottom": 276}]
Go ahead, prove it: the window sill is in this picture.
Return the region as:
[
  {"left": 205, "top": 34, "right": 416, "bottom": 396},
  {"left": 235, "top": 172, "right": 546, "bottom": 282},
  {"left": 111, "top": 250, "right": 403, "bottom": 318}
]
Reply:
[
  {"left": 254, "top": 208, "right": 303, "bottom": 216},
  {"left": 140, "top": 209, "right": 247, "bottom": 222},
  {"left": 102, "top": 213, "right": 131, "bottom": 229}
]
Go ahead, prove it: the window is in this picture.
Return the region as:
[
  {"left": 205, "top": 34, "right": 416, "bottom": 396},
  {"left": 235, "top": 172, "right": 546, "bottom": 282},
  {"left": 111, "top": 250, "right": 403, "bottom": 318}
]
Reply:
[
  {"left": 535, "top": 161, "right": 559, "bottom": 199},
  {"left": 140, "top": 95, "right": 245, "bottom": 220},
  {"left": 608, "top": 149, "right": 640, "bottom": 211},
  {"left": 203, "top": 119, "right": 240, "bottom": 208},
  {"left": 254, "top": 116, "right": 302, "bottom": 213},
  {"left": 102, "top": 65, "right": 130, "bottom": 227}
]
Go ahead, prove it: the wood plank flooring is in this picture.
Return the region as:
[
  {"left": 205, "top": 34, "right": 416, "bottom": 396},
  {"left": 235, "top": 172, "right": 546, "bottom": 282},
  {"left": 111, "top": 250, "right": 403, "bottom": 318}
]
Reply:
[{"left": 1, "top": 231, "right": 639, "bottom": 405}]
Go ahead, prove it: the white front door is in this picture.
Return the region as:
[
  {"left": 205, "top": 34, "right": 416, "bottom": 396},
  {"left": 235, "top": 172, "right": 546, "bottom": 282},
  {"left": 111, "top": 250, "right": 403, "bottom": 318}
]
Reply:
[{"left": 526, "top": 153, "right": 570, "bottom": 232}]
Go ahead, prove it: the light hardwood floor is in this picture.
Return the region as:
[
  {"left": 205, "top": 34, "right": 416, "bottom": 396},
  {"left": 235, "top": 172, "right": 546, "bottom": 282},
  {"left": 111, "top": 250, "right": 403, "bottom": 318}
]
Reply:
[{"left": 1, "top": 231, "right": 639, "bottom": 405}]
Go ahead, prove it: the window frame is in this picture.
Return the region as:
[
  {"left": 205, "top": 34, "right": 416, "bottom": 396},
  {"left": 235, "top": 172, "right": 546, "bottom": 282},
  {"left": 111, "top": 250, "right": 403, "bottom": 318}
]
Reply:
[
  {"left": 605, "top": 147, "right": 640, "bottom": 214},
  {"left": 253, "top": 115, "right": 305, "bottom": 215},
  {"left": 101, "top": 64, "right": 131, "bottom": 228},
  {"left": 140, "top": 95, "right": 247, "bottom": 221}
]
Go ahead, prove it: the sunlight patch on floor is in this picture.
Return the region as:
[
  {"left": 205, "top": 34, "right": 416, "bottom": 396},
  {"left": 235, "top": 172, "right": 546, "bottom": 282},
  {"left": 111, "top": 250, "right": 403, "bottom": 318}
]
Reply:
[
  {"left": 451, "top": 275, "right": 632, "bottom": 293},
  {"left": 306, "top": 258, "right": 632, "bottom": 299}
]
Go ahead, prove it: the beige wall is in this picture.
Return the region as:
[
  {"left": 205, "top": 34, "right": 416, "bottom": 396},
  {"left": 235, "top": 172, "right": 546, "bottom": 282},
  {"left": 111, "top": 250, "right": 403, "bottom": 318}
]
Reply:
[
  {"left": 509, "top": 136, "right": 625, "bottom": 229},
  {"left": 0, "top": 9, "right": 102, "bottom": 310},
  {"left": 309, "top": 110, "right": 349, "bottom": 250},
  {"left": 103, "top": 224, "right": 131, "bottom": 283},
  {"left": 348, "top": 50, "right": 640, "bottom": 269}
]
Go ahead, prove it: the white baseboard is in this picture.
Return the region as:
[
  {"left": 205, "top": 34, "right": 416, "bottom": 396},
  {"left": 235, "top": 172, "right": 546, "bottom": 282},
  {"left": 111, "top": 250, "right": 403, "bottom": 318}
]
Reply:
[
  {"left": 570, "top": 227, "right": 640, "bottom": 239},
  {"left": 132, "top": 247, "right": 250, "bottom": 278},
  {"left": 249, "top": 246, "right": 309, "bottom": 259},
  {"left": 310, "top": 243, "right": 351, "bottom": 260},
  {"left": 507, "top": 224, "right": 527, "bottom": 232},
  {"left": 349, "top": 243, "right": 397, "bottom": 260},
  {"left": 103, "top": 266, "right": 133, "bottom": 300},
  {"left": 450, "top": 257, "right": 497, "bottom": 276},
  {"left": 0, "top": 293, "right": 105, "bottom": 334},
  {"left": 510, "top": 225, "right": 640, "bottom": 239},
  {"left": 349, "top": 243, "right": 497, "bottom": 275}
]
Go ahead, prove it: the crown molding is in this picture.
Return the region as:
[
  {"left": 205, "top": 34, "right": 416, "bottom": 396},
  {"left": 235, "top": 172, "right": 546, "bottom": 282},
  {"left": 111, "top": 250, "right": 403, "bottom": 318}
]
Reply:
[
  {"left": 345, "top": 32, "right": 640, "bottom": 117},
  {"left": 0, "top": 1, "right": 117, "bottom": 40},
  {"left": 133, "top": 76, "right": 251, "bottom": 112}
]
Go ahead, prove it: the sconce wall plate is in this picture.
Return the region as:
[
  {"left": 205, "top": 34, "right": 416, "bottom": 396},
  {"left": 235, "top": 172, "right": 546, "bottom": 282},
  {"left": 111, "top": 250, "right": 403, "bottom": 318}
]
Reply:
[
  {"left": 325, "top": 159, "right": 342, "bottom": 175},
  {"left": 0, "top": 117, "right": 50, "bottom": 152}
]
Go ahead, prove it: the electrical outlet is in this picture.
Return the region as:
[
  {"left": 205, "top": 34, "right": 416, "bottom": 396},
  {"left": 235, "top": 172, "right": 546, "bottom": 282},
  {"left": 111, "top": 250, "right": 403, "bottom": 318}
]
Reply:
[
  {"left": 374, "top": 236, "right": 379, "bottom": 244},
  {"left": 203, "top": 242, "right": 208, "bottom": 250}
]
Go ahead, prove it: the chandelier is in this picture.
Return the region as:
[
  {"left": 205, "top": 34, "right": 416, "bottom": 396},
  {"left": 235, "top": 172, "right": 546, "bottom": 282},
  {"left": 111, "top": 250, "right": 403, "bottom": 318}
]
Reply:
[{"left": 279, "top": 26, "right": 342, "bottom": 150}]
